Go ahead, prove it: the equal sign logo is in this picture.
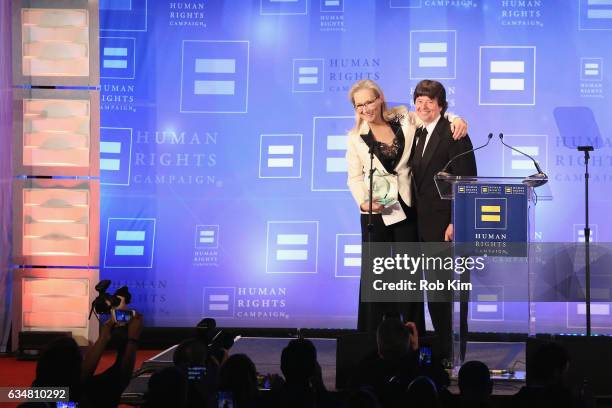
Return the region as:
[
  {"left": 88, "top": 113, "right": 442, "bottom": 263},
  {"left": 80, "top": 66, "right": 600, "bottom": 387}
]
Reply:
[
  {"left": 104, "top": 218, "right": 156, "bottom": 268},
  {"left": 293, "top": 59, "right": 324, "bottom": 92},
  {"left": 195, "top": 225, "right": 219, "bottom": 249},
  {"left": 510, "top": 145, "right": 539, "bottom": 170},
  {"left": 312, "top": 116, "right": 353, "bottom": 191},
  {"left": 194, "top": 58, "right": 236, "bottom": 95},
  {"left": 103, "top": 47, "right": 128, "bottom": 69},
  {"left": 100, "top": 37, "right": 135, "bottom": 79},
  {"left": 580, "top": 0, "right": 612, "bottom": 30},
  {"left": 567, "top": 301, "right": 612, "bottom": 329},
  {"left": 180, "top": 41, "right": 249, "bottom": 113},
  {"left": 276, "top": 233, "right": 309, "bottom": 261},
  {"left": 335, "top": 234, "right": 361, "bottom": 278},
  {"left": 203, "top": 287, "right": 235, "bottom": 318},
  {"left": 475, "top": 198, "right": 507, "bottom": 230},
  {"left": 581, "top": 58, "right": 603, "bottom": 81},
  {"left": 479, "top": 46, "right": 536, "bottom": 105},
  {"left": 489, "top": 60, "right": 525, "bottom": 92},
  {"left": 100, "top": 127, "right": 132, "bottom": 186},
  {"left": 502, "top": 135, "right": 547, "bottom": 176},
  {"left": 471, "top": 289, "right": 504, "bottom": 321},
  {"left": 326, "top": 135, "right": 347, "bottom": 173},
  {"left": 410, "top": 31, "right": 456, "bottom": 79},
  {"left": 266, "top": 221, "right": 318, "bottom": 274},
  {"left": 573, "top": 224, "right": 598, "bottom": 243},
  {"left": 321, "top": 0, "right": 343, "bottom": 12},
  {"left": 114, "top": 230, "right": 146, "bottom": 256},
  {"left": 259, "top": 134, "right": 302, "bottom": 178}
]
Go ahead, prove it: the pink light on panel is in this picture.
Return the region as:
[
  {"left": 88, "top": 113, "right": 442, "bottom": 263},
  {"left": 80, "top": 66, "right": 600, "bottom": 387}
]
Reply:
[{"left": 21, "top": 8, "right": 89, "bottom": 77}]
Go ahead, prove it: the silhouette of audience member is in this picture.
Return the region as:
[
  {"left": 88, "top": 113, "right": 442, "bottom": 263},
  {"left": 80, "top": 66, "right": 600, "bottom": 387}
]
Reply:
[
  {"left": 345, "top": 388, "right": 381, "bottom": 408},
  {"left": 406, "top": 376, "right": 439, "bottom": 408},
  {"left": 172, "top": 337, "right": 219, "bottom": 408},
  {"left": 512, "top": 341, "right": 585, "bottom": 408},
  {"left": 218, "top": 353, "right": 260, "bottom": 408},
  {"left": 271, "top": 338, "right": 332, "bottom": 408},
  {"left": 142, "top": 366, "right": 189, "bottom": 408},
  {"left": 19, "top": 313, "right": 144, "bottom": 408},
  {"left": 458, "top": 360, "right": 493, "bottom": 408}
]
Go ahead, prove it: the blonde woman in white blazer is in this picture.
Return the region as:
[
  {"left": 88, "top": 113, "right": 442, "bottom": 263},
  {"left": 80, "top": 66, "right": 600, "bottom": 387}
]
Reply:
[{"left": 346, "top": 79, "right": 467, "bottom": 333}]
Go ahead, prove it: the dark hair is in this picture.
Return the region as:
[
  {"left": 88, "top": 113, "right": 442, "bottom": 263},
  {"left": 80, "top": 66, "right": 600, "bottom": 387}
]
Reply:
[
  {"left": 531, "top": 341, "right": 570, "bottom": 385},
  {"left": 173, "top": 338, "right": 208, "bottom": 368},
  {"left": 34, "top": 336, "right": 82, "bottom": 388},
  {"left": 458, "top": 360, "right": 492, "bottom": 398},
  {"left": 280, "top": 338, "right": 317, "bottom": 383},
  {"left": 219, "top": 354, "right": 259, "bottom": 407},
  {"left": 413, "top": 80, "right": 448, "bottom": 115},
  {"left": 144, "top": 366, "right": 189, "bottom": 408},
  {"left": 376, "top": 318, "right": 411, "bottom": 359}
]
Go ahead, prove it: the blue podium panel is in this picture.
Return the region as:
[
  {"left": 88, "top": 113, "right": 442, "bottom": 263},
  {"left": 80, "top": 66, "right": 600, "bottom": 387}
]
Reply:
[{"left": 454, "top": 183, "right": 528, "bottom": 247}]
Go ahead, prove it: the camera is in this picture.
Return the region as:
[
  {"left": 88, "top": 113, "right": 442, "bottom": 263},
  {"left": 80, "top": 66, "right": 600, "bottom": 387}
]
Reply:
[{"left": 90, "top": 280, "right": 135, "bottom": 324}]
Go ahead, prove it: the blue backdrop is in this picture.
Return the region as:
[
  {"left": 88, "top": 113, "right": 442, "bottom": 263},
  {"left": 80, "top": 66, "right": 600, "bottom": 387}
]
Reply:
[{"left": 98, "top": 0, "right": 611, "bottom": 333}]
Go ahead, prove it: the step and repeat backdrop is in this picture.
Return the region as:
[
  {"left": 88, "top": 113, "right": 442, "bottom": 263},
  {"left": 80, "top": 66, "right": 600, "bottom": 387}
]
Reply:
[{"left": 98, "top": 0, "right": 611, "bottom": 332}]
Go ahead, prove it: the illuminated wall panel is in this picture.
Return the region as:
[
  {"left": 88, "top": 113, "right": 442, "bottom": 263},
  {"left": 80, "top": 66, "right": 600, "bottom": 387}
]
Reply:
[
  {"left": 12, "top": 0, "right": 99, "bottom": 86},
  {"left": 14, "top": 88, "right": 99, "bottom": 176},
  {"left": 12, "top": 268, "right": 99, "bottom": 347},
  {"left": 13, "top": 178, "right": 99, "bottom": 267}
]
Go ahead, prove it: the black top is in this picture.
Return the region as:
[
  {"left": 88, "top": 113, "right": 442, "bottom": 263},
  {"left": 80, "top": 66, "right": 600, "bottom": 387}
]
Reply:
[{"left": 360, "top": 120, "right": 405, "bottom": 174}]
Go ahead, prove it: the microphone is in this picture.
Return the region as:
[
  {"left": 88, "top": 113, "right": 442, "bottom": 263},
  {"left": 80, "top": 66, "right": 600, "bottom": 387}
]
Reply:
[
  {"left": 436, "top": 133, "right": 493, "bottom": 177},
  {"left": 498, "top": 133, "right": 548, "bottom": 185}
]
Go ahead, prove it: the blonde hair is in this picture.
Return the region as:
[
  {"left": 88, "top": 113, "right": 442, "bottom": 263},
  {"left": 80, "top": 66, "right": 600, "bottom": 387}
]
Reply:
[{"left": 348, "top": 79, "right": 398, "bottom": 134}]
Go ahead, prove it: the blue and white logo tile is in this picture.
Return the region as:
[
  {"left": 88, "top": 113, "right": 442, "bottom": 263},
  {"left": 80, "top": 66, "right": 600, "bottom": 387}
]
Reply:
[
  {"left": 259, "top": 134, "right": 303, "bottom": 178},
  {"left": 100, "top": 127, "right": 133, "bottom": 186},
  {"left": 312, "top": 116, "right": 353, "bottom": 191},
  {"left": 180, "top": 41, "right": 249, "bottom": 113},
  {"left": 266, "top": 221, "right": 318, "bottom": 274},
  {"left": 479, "top": 46, "right": 536, "bottom": 105},
  {"left": 410, "top": 31, "right": 456, "bottom": 79},
  {"left": 104, "top": 218, "right": 156, "bottom": 268},
  {"left": 335, "top": 234, "right": 361, "bottom": 278}
]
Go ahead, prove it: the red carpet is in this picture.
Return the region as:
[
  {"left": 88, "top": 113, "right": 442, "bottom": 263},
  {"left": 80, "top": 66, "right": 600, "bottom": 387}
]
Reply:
[{"left": 0, "top": 350, "right": 161, "bottom": 408}]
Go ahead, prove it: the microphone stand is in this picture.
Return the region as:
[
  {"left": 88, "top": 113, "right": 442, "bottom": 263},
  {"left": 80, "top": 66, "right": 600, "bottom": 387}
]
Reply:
[
  {"left": 578, "top": 145, "right": 593, "bottom": 337},
  {"left": 368, "top": 140, "right": 375, "bottom": 236}
]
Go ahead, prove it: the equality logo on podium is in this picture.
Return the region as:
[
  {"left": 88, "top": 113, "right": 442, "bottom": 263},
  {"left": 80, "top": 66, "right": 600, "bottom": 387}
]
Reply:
[
  {"left": 100, "top": 127, "right": 133, "bottom": 186},
  {"left": 104, "top": 218, "right": 156, "bottom": 268},
  {"left": 180, "top": 40, "right": 249, "bottom": 113},
  {"left": 260, "top": 0, "right": 308, "bottom": 15},
  {"left": 410, "top": 30, "right": 456, "bottom": 79},
  {"left": 100, "top": 37, "right": 135, "bottom": 79},
  {"left": 203, "top": 287, "right": 235, "bottom": 318},
  {"left": 312, "top": 116, "right": 353, "bottom": 191},
  {"left": 335, "top": 234, "right": 361, "bottom": 278},
  {"left": 579, "top": 0, "right": 612, "bottom": 30},
  {"left": 475, "top": 198, "right": 507, "bottom": 230},
  {"left": 479, "top": 46, "right": 536, "bottom": 105},
  {"left": 259, "top": 134, "right": 302, "bottom": 178},
  {"left": 266, "top": 221, "right": 318, "bottom": 274},
  {"left": 100, "top": 0, "right": 147, "bottom": 32}
]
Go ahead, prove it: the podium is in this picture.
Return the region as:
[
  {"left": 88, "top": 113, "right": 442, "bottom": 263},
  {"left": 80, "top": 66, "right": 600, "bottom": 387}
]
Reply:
[{"left": 434, "top": 174, "right": 548, "bottom": 371}]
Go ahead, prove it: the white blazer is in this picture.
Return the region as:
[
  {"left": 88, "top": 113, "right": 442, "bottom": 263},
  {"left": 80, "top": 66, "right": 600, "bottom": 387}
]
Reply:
[
  {"left": 346, "top": 106, "right": 421, "bottom": 215},
  {"left": 346, "top": 107, "right": 459, "bottom": 219}
]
